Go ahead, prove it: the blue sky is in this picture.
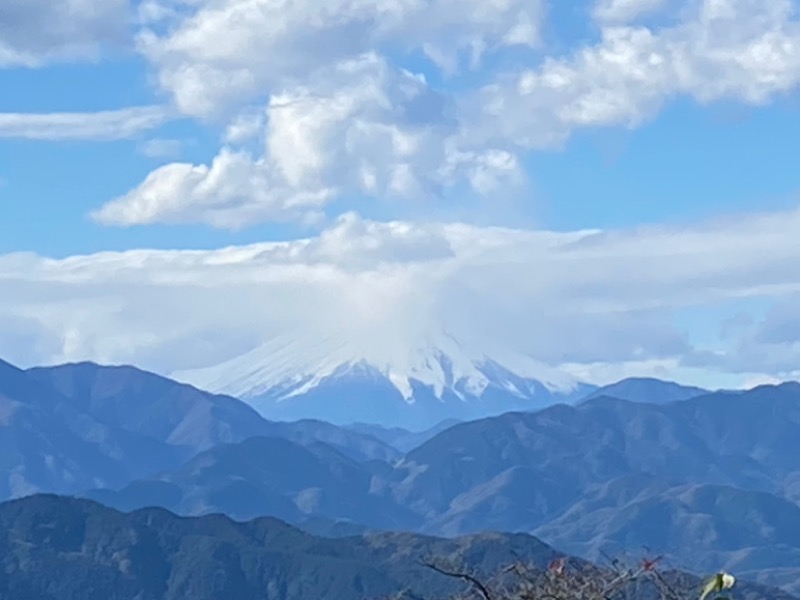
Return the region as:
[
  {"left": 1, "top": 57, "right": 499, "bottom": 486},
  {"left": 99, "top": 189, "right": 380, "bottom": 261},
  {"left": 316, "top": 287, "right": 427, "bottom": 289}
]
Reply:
[{"left": 2, "top": 0, "right": 800, "bottom": 390}]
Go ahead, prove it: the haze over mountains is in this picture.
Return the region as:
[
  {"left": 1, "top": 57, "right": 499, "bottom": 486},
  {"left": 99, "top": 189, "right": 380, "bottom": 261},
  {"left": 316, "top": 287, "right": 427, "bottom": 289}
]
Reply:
[{"left": 4, "top": 355, "right": 800, "bottom": 594}]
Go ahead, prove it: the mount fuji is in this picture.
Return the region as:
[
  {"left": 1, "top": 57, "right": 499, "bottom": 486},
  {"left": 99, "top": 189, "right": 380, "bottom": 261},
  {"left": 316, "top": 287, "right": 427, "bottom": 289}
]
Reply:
[{"left": 172, "top": 330, "right": 596, "bottom": 429}]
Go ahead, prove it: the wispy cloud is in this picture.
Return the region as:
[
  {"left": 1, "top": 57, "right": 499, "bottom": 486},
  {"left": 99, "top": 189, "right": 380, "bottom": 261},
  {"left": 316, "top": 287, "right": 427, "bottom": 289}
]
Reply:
[
  {"left": 0, "top": 106, "right": 174, "bottom": 141},
  {"left": 137, "top": 137, "right": 185, "bottom": 159}
]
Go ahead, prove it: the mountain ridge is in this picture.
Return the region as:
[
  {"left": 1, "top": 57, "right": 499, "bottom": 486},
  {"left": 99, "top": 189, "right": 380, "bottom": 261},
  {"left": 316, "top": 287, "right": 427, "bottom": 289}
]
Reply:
[
  {"left": 7, "top": 356, "right": 800, "bottom": 593},
  {"left": 0, "top": 358, "right": 187, "bottom": 498},
  {"left": 582, "top": 377, "right": 710, "bottom": 404},
  {"left": 0, "top": 493, "right": 792, "bottom": 600},
  {"left": 85, "top": 381, "right": 800, "bottom": 593},
  {"left": 0, "top": 358, "right": 406, "bottom": 501}
]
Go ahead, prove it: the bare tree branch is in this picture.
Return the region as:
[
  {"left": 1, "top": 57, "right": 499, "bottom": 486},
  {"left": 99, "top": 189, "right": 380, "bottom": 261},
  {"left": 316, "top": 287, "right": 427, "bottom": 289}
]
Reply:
[
  {"left": 420, "top": 560, "right": 495, "bottom": 600},
  {"left": 368, "top": 551, "right": 713, "bottom": 600}
]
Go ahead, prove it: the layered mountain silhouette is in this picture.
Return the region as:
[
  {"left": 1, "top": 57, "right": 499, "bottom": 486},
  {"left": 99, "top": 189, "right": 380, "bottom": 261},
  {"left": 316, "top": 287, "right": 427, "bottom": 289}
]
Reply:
[
  {"left": 0, "top": 359, "right": 399, "bottom": 499},
  {"left": 88, "top": 435, "right": 414, "bottom": 530},
  {"left": 5, "top": 357, "right": 800, "bottom": 593},
  {"left": 87, "top": 381, "right": 800, "bottom": 593},
  {"left": 0, "top": 494, "right": 792, "bottom": 600}
]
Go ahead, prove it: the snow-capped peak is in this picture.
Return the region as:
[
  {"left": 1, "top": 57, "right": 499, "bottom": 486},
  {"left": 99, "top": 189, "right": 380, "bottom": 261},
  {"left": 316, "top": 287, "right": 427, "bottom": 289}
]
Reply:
[{"left": 172, "top": 327, "right": 582, "bottom": 407}]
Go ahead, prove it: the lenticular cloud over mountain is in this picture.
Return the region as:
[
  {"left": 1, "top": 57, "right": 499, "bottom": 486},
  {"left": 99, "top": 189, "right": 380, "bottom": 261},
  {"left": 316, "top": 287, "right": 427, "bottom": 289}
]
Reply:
[{"left": 4, "top": 207, "right": 800, "bottom": 400}]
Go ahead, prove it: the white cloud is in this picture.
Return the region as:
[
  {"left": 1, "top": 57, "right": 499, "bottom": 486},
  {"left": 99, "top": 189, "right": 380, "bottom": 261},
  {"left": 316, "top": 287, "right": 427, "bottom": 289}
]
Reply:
[
  {"left": 92, "top": 55, "right": 518, "bottom": 228},
  {"left": 593, "top": 0, "right": 673, "bottom": 24},
  {"left": 463, "top": 0, "right": 800, "bottom": 150},
  {"left": 222, "top": 110, "right": 266, "bottom": 145},
  {"left": 300, "top": 212, "right": 456, "bottom": 268},
  {"left": 0, "top": 107, "right": 172, "bottom": 141},
  {"left": 4, "top": 205, "right": 800, "bottom": 385},
  {"left": 91, "top": 147, "right": 331, "bottom": 229},
  {"left": 92, "top": 0, "right": 800, "bottom": 229},
  {"left": 136, "top": 0, "right": 544, "bottom": 117},
  {"left": 0, "top": 0, "right": 130, "bottom": 67}
]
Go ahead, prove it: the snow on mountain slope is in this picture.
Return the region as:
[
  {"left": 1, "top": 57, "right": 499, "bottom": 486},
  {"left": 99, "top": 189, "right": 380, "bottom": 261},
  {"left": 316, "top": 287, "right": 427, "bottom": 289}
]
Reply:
[{"left": 172, "top": 329, "right": 594, "bottom": 428}]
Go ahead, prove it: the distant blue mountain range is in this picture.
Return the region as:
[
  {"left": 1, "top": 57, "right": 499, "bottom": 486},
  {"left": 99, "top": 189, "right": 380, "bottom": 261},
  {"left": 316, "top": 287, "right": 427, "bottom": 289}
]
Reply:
[{"left": 2, "top": 357, "right": 800, "bottom": 592}]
